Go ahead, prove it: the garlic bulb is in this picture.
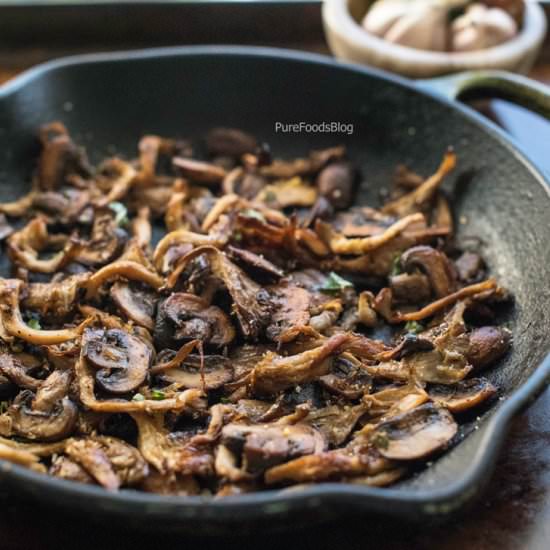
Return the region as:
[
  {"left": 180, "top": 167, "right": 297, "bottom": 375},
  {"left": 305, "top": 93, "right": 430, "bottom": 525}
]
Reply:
[
  {"left": 362, "top": 0, "right": 466, "bottom": 51},
  {"left": 451, "top": 3, "right": 518, "bottom": 52}
]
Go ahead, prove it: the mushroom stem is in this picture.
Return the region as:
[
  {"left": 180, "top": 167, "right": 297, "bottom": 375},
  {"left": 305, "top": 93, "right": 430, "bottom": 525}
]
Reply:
[
  {"left": 75, "top": 357, "right": 206, "bottom": 413},
  {"left": 84, "top": 260, "right": 164, "bottom": 299},
  {"left": 395, "top": 279, "right": 497, "bottom": 322},
  {"left": 150, "top": 340, "right": 201, "bottom": 374},
  {"left": 0, "top": 279, "right": 90, "bottom": 345}
]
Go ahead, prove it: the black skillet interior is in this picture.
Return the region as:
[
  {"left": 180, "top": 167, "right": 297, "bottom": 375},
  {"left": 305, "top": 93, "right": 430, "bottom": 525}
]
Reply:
[{"left": 0, "top": 46, "right": 549, "bottom": 533}]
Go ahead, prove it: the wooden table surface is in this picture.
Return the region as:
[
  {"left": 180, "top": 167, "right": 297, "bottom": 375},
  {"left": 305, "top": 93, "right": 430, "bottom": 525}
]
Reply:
[{"left": 0, "top": 5, "right": 549, "bottom": 549}]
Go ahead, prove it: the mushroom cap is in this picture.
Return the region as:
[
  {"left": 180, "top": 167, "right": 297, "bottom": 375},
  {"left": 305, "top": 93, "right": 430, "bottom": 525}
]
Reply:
[
  {"left": 82, "top": 328, "right": 151, "bottom": 394},
  {"left": 371, "top": 403, "right": 457, "bottom": 460},
  {"left": 110, "top": 281, "right": 157, "bottom": 330},
  {"left": 9, "top": 391, "right": 78, "bottom": 442},
  {"left": 157, "top": 354, "right": 233, "bottom": 390}
]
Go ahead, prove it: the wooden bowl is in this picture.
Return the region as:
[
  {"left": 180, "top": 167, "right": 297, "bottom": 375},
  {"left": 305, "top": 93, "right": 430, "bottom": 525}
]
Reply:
[{"left": 322, "top": 0, "right": 547, "bottom": 78}]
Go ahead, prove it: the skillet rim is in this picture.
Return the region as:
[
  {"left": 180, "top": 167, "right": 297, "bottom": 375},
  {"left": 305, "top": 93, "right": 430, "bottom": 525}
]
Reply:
[{"left": 0, "top": 45, "right": 549, "bottom": 521}]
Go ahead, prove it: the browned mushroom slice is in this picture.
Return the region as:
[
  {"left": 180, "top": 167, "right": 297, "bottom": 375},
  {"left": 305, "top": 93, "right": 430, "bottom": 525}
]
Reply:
[
  {"left": 428, "top": 378, "right": 497, "bottom": 413},
  {"left": 206, "top": 127, "right": 258, "bottom": 158},
  {"left": 220, "top": 423, "right": 325, "bottom": 476},
  {"left": 467, "top": 326, "right": 511, "bottom": 370},
  {"left": 316, "top": 161, "right": 355, "bottom": 209},
  {"left": 389, "top": 272, "right": 431, "bottom": 304},
  {"left": 455, "top": 251, "right": 485, "bottom": 283},
  {"left": 370, "top": 403, "right": 457, "bottom": 460},
  {"left": 37, "top": 122, "right": 91, "bottom": 191},
  {"left": 50, "top": 455, "right": 94, "bottom": 484},
  {"left": 316, "top": 213, "right": 424, "bottom": 255},
  {"left": 266, "top": 283, "right": 311, "bottom": 342},
  {"left": 251, "top": 333, "right": 351, "bottom": 395},
  {"left": 173, "top": 157, "right": 227, "bottom": 184},
  {"left": 0, "top": 279, "right": 90, "bottom": 345},
  {"left": 23, "top": 273, "right": 90, "bottom": 318},
  {"left": 264, "top": 451, "right": 368, "bottom": 485},
  {"left": 382, "top": 148, "right": 457, "bottom": 217},
  {"left": 91, "top": 435, "right": 149, "bottom": 486},
  {"left": 400, "top": 245, "right": 456, "bottom": 298},
  {"left": 157, "top": 354, "right": 233, "bottom": 390},
  {"left": 82, "top": 328, "right": 151, "bottom": 394},
  {"left": 110, "top": 281, "right": 157, "bottom": 330},
  {"left": 226, "top": 246, "right": 284, "bottom": 280},
  {"left": 7, "top": 217, "right": 81, "bottom": 273},
  {"left": 318, "top": 357, "right": 373, "bottom": 399},
  {"left": 154, "top": 293, "right": 235, "bottom": 348},
  {"left": 132, "top": 412, "right": 214, "bottom": 477},
  {"left": 75, "top": 210, "right": 126, "bottom": 266},
  {"left": 308, "top": 404, "right": 367, "bottom": 446},
  {"left": 254, "top": 177, "right": 318, "bottom": 208},
  {"left": 141, "top": 470, "right": 200, "bottom": 496},
  {"left": 84, "top": 260, "right": 164, "bottom": 299},
  {"left": 395, "top": 279, "right": 498, "bottom": 323},
  {"left": 0, "top": 353, "right": 43, "bottom": 390},
  {"left": 8, "top": 370, "right": 78, "bottom": 442},
  {"left": 259, "top": 146, "right": 345, "bottom": 179},
  {"left": 167, "top": 246, "right": 271, "bottom": 340}
]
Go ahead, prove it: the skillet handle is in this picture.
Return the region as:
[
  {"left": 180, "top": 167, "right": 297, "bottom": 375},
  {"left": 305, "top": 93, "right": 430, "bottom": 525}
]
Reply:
[{"left": 419, "top": 70, "right": 550, "bottom": 120}]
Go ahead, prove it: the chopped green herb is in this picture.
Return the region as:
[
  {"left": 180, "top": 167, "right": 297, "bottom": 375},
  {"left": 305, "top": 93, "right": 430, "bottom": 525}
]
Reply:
[
  {"left": 220, "top": 396, "right": 231, "bottom": 404},
  {"left": 0, "top": 401, "right": 9, "bottom": 414},
  {"left": 108, "top": 201, "right": 129, "bottom": 227},
  {"left": 132, "top": 393, "right": 145, "bottom": 402},
  {"left": 264, "top": 190, "right": 277, "bottom": 203},
  {"left": 372, "top": 431, "right": 389, "bottom": 450},
  {"left": 241, "top": 209, "right": 266, "bottom": 222},
  {"left": 27, "top": 318, "right": 41, "bottom": 330},
  {"left": 232, "top": 230, "right": 243, "bottom": 242},
  {"left": 151, "top": 389, "right": 166, "bottom": 401},
  {"left": 320, "top": 271, "right": 354, "bottom": 294},
  {"left": 390, "top": 253, "right": 402, "bottom": 276},
  {"left": 405, "top": 320, "right": 424, "bottom": 334}
]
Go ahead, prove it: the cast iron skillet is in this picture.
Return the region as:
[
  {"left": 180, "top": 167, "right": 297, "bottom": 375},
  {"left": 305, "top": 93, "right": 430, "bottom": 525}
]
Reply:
[{"left": 0, "top": 46, "right": 549, "bottom": 534}]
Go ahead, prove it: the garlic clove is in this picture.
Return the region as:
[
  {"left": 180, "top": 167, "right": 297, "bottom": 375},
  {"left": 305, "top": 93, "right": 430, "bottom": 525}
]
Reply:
[
  {"left": 362, "top": 0, "right": 412, "bottom": 38},
  {"left": 451, "top": 3, "right": 517, "bottom": 52},
  {"left": 384, "top": 5, "right": 449, "bottom": 51}
]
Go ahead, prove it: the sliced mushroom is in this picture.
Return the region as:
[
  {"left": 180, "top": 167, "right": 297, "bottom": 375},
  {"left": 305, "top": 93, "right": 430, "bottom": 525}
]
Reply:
[
  {"left": 110, "top": 281, "right": 157, "bottom": 330},
  {"left": 157, "top": 354, "right": 233, "bottom": 390},
  {"left": 319, "top": 356, "right": 372, "bottom": 400},
  {"left": 0, "top": 353, "right": 44, "bottom": 390},
  {"left": 467, "top": 326, "right": 511, "bottom": 370},
  {"left": 8, "top": 370, "right": 78, "bottom": 442},
  {"left": 250, "top": 333, "right": 351, "bottom": 395},
  {"left": 75, "top": 210, "right": 126, "bottom": 266},
  {"left": 23, "top": 273, "right": 90, "bottom": 319},
  {"left": 389, "top": 272, "right": 431, "bottom": 304},
  {"left": 173, "top": 157, "right": 227, "bottom": 184},
  {"left": 82, "top": 328, "right": 151, "bottom": 394},
  {"left": 154, "top": 293, "right": 235, "bottom": 349},
  {"left": 400, "top": 245, "right": 456, "bottom": 298},
  {"left": 370, "top": 403, "right": 457, "bottom": 460},
  {"left": 37, "top": 122, "right": 91, "bottom": 191},
  {"left": 455, "top": 251, "right": 485, "bottom": 283},
  {"left": 428, "top": 377, "right": 497, "bottom": 413},
  {"left": 316, "top": 161, "right": 355, "bottom": 209},
  {"left": 308, "top": 404, "right": 367, "bottom": 446},
  {"left": 226, "top": 246, "right": 284, "bottom": 281},
  {"left": 220, "top": 423, "right": 325, "bottom": 475},
  {"left": 167, "top": 246, "right": 271, "bottom": 340},
  {"left": 266, "top": 283, "right": 311, "bottom": 342},
  {"left": 206, "top": 127, "right": 258, "bottom": 158},
  {"left": 50, "top": 455, "right": 95, "bottom": 484}
]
